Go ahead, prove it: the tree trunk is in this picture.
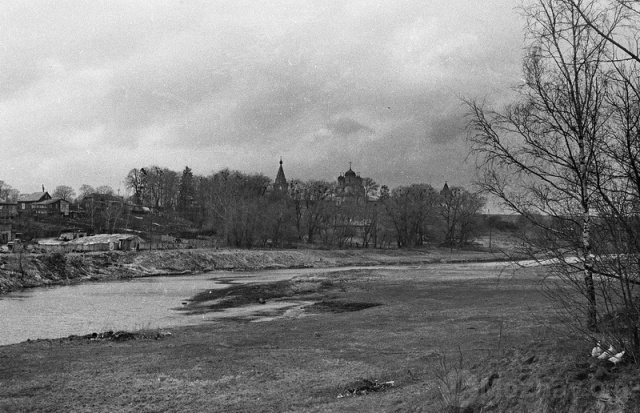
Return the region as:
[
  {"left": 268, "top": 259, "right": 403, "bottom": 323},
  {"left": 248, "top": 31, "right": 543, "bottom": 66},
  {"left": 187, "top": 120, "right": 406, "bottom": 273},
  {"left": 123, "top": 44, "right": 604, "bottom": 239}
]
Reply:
[
  {"left": 580, "top": 119, "right": 597, "bottom": 331},
  {"left": 583, "top": 210, "right": 597, "bottom": 332}
]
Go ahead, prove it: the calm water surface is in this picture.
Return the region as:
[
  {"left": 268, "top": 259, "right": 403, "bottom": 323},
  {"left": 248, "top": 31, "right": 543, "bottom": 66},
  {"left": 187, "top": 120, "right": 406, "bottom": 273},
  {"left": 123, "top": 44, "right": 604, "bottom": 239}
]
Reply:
[{"left": 0, "top": 266, "right": 397, "bottom": 346}]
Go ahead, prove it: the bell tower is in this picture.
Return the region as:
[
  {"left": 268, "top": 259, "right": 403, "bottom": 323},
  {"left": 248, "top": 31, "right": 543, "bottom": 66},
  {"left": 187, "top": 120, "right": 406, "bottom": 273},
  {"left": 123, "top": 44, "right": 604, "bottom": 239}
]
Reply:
[{"left": 274, "top": 157, "right": 287, "bottom": 191}]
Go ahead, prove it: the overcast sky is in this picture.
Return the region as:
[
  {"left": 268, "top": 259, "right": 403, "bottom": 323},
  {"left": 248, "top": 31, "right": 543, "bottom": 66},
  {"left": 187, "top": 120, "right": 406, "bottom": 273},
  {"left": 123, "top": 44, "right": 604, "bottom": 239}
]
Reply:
[{"left": 1, "top": 1, "right": 525, "bottom": 196}]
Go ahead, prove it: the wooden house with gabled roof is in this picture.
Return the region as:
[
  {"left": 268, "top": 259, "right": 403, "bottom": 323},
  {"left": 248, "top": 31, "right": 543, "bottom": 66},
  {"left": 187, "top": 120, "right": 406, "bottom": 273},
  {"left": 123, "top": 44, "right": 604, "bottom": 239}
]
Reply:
[
  {"left": 17, "top": 192, "right": 51, "bottom": 214},
  {"left": 32, "top": 198, "right": 70, "bottom": 216}
]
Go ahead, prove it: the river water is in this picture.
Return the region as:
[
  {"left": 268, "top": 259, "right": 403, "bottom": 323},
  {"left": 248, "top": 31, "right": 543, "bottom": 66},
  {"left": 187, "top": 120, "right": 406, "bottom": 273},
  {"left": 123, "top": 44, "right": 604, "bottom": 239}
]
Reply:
[
  {"left": 0, "top": 262, "right": 529, "bottom": 346},
  {"left": 0, "top": 266, "right": 403, "bottom": 346}
]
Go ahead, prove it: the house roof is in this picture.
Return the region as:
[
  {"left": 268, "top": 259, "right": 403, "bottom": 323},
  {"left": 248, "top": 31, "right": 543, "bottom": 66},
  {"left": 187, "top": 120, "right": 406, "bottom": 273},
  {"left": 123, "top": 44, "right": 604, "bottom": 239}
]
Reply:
[
  {"left": 18, "top": 192, "right": 50, "bottom": 202},
  {"left": 0, "top": 199, "right": 16, "bottom": 205},
  {"left": 33, "top": 198, "right": 68, "bottom": 205},
  {"left": 66, "top": 233, "right": 140, "bottom": 246}
]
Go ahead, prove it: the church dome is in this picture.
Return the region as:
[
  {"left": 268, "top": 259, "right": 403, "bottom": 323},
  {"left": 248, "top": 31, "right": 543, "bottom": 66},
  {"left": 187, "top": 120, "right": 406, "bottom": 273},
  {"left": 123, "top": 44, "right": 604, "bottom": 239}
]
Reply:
[{"left": 345, "top": 168, "right": 356, "bottom": 177}]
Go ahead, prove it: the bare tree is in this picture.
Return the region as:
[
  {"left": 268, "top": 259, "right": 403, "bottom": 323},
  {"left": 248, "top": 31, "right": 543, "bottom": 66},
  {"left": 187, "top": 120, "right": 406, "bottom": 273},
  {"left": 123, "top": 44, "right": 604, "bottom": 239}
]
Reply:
[
  {"left": 300, "top": 180, "right": 336, "bottom": 244},
  {"left": 362, "top": 177, "right": 380, "bottom": 199},
  {"left": 159, "top": 169, "right": 180, "bottom": 211},
  {"left": 77, "top": 184, "right": 95, "bottom": 202},
  {"left": 0, "top": 181, "right": 19, "bottom": 202},
  {"left": 196, "top": 169, "right": 271, "bottom": 247},
  {"left": 439, "top": 186, "right": 485, "bottom": 248},
  {"left": 381, "top": 184, "right": 438, "bottom": 248},
  {"left": 53, "top": 185, "right": 76, "bottom": 201},
  {"left": 288, "top": 179, "right": 306, "bottom": 240},
  {"left": 101, "top": 201, "right": 124, "bottom": 233},
  {"left": 466, "top": 0, "right": 640, "bottom": 357},
  {"left": 568, "top": 0, "right": 640, "bottom": 63},
  {"left": 95, "top": 185, "right": 115, "bottom": 195},
  {"left": 125, "top": 168, "right": 146, "bottom": 205},
  {"left": 141, "top": 166, "right": 164, "bottom": 208},
  {"left": 466, "top": 0, "right": 613, "bottom": 331}
]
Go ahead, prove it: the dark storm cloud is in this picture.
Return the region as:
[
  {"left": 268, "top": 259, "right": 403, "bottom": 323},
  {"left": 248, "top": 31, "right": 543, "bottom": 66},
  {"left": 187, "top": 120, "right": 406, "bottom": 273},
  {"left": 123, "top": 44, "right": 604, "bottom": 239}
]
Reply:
[
  {"left": 429, "top": 110, "right": 468, "bottom": 145},
  {"left": 0, "top": 0, "right": 524, "bottom": 193}
]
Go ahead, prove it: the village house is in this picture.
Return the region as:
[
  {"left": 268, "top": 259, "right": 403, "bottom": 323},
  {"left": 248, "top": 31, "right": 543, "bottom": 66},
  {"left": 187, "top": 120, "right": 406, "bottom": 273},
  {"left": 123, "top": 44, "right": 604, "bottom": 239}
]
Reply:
[
  {"left": 31, "top": 198, "right": 70, "bottom": 216},
  {"left": 0, "top": 199, "right": 18, "bottom": 219},
  {"left": 17, "top": 192, "right": 51, "bottom": 214}
]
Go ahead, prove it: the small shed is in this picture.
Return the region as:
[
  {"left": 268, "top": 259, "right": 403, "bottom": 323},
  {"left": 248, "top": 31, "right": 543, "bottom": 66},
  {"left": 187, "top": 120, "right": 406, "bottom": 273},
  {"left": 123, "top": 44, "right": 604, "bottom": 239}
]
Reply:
[
  {"left": 65, "top": 234, "right": 142, "bottom": 252},
  {"left": 0, "top": 224, "right": 13, "bottom": 244}
]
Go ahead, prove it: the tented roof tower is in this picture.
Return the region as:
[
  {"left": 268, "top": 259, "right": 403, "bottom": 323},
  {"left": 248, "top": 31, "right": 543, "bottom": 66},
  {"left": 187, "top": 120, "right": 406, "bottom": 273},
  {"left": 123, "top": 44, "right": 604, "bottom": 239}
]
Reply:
[{"left": 274, "top": 158, "right": 287, "bottom": 191}]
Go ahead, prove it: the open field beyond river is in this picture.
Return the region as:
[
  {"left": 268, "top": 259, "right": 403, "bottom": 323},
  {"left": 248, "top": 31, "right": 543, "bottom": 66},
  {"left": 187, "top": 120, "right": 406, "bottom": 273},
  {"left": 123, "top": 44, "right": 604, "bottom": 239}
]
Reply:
[{"left": 1, "top": 253, "right": 639, "bottom": 412}]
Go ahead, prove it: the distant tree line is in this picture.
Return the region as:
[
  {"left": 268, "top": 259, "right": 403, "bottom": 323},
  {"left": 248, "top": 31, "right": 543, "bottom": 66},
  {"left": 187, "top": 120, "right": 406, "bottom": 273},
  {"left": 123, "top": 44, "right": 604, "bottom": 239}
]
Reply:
[
  {"left": 1, "top": 167, "right": 486, "bottom": 249},
  {"left": 114, "top": 165, "right": 486, "bottom": 249}
]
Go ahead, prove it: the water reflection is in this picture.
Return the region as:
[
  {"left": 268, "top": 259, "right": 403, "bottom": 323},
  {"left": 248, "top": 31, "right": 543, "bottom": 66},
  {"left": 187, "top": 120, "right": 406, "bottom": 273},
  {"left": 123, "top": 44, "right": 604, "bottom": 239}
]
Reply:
[
  {"left": 0, "top": 274, "right": 230, "bottom": 346},
  {"left": 0, "top": 266, "right": 377, "bottom": 346},
  {"left": 0, "top": 265, "right": 420, "bottom": 346}
]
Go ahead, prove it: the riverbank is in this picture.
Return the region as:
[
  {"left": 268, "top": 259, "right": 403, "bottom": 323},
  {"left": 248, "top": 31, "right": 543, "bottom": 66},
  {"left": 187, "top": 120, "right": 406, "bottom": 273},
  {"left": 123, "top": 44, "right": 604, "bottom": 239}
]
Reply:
[
  {"left": 0, "top": 247, "right": 509, "bottom": 294},
  {"left": 1, "top": 262, "right": 637, "bottom": 412}
]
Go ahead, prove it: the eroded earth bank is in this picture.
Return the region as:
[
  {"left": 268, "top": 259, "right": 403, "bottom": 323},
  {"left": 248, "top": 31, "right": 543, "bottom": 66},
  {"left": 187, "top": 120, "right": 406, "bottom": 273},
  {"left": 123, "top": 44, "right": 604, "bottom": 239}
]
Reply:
[{"left": 0, "top": 248, "right": 503, "bottom": 294}]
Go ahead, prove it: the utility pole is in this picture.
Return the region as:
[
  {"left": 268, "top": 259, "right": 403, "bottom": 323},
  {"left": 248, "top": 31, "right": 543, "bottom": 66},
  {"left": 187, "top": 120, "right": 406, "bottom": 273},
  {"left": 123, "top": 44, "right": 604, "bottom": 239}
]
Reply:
[
  {"left": 488, "top": 209, "right": 492, "bottom": 251},
  {"left": 91, "top": 197, "right": 95, "bottom": 234}
]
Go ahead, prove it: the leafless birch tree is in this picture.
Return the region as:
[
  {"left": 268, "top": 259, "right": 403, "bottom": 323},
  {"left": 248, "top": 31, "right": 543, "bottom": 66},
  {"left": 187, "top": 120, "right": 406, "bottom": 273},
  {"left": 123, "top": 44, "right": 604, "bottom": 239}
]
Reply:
[
  {"left": 466, "top": 0, "right": 612, "bottom": 332},
  {"left": 468, "top": 0, "right": 640, "bottom": 358}
]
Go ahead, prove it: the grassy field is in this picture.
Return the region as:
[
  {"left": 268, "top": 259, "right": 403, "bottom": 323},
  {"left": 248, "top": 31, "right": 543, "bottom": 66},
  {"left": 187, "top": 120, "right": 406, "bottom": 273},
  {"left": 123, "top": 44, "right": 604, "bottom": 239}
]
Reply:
[{"left": 0, "top": 260, "right": 638, "bottom": 412}]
